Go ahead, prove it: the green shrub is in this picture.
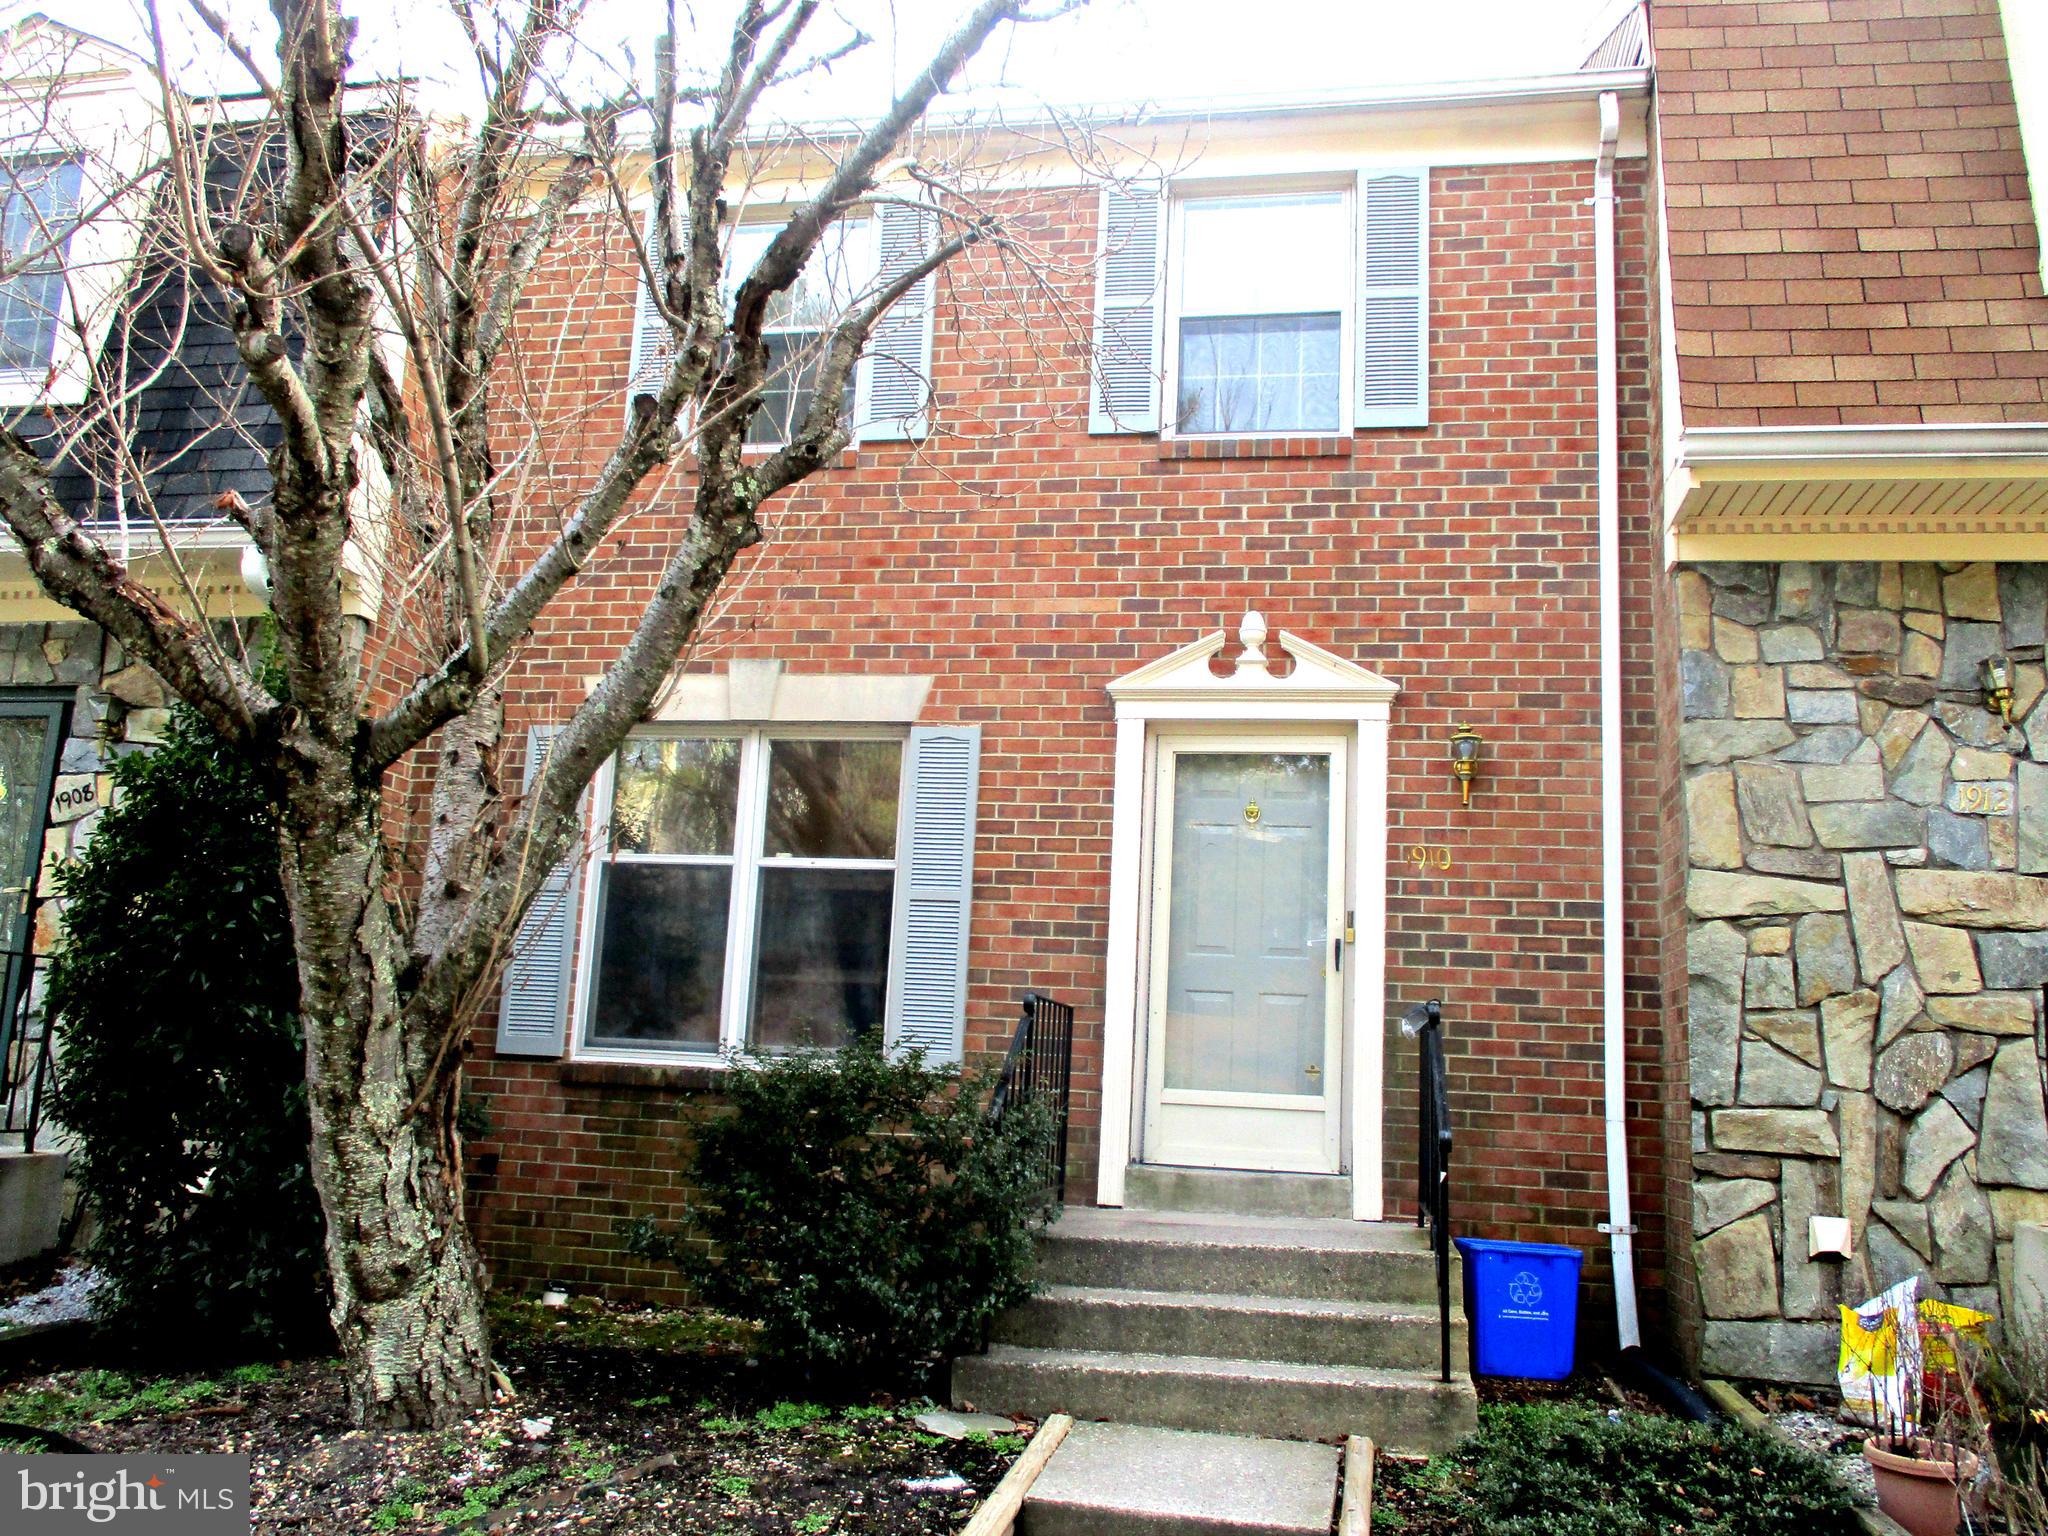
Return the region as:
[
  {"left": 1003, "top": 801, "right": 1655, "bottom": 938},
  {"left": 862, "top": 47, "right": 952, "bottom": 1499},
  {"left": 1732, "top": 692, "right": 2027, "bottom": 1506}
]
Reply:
[
  {"left": 647, "top": 1036, "right": 1056, "bottom": 1382},
  {"left": 47, "top": 700, "right": 327, "bottom": 1354},
  {"left": 1386, "top": 1402, "right": 1860, "bottom": 1536}
]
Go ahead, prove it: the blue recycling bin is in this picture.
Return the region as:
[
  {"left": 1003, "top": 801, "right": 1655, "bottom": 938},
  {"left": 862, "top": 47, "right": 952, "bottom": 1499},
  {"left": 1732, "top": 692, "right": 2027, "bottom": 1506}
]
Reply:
[{"left": 1455, "top": 1237, "right": 1584, "bottom": 1381}]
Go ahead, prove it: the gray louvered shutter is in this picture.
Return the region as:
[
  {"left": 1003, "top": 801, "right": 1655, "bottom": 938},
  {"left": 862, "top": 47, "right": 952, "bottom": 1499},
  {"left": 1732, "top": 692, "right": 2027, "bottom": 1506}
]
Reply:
[
  {"left": 858, "top": 201, "right": 937, "bottom": 441},
  {"left": 496, "top": 725, "right": 582, "bottom": 1057},
  {"left": 884, "top": 725, "right": 982, "bottom": 1065},
  {"left": 627, "top": 202, "right": 690, "bottom": 400},
  {"left": 1356, "top": 169, "right": 1429, "bottom": 427},
  {"left": 1088, "top": 181, "right": 1165, "bottom": 434}
]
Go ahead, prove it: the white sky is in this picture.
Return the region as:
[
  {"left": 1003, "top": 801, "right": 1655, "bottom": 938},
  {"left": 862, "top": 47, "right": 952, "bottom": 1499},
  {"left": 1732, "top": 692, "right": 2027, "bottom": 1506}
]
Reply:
[{"left": 6, "top": 0, "right": 1619, "bottom": 121}]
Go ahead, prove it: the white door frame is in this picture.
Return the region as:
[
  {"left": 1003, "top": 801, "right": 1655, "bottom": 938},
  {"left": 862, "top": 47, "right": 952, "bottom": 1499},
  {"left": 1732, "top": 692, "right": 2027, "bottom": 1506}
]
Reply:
[
  {"left": 1143, "top": 728, "right": 1350, "bottom": 1174},
  {"left": 1098, "top": 613, "right": 1399, "bottom": 1221}
]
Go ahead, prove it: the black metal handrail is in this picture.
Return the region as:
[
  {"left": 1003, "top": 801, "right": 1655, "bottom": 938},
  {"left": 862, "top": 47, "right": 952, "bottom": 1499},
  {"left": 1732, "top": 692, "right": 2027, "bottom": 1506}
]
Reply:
[
  {"left": 1405, "top": 998, "right": 1454, "bottom": 1383},
  {"left": 989, "top": 991, "right": 1074, "bottom": 1202},
  {"left": 0, "top": 941, "right": 53, "bottom": 1154}
]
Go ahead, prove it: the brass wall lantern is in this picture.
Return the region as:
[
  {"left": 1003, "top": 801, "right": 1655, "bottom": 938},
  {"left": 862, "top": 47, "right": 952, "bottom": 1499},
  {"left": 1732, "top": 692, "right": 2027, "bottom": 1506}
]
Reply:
[
  {"left": 1449, "top": 724, "right": 1483, "bottom": 807},
  {"left": 1982, "top": 653, "right": 2015, "bottom": 724}
]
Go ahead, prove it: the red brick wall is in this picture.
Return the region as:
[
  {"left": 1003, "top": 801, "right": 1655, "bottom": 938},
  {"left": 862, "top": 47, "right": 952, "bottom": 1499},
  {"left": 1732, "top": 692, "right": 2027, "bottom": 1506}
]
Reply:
[
  {"left": 1652, "top": 0, "right": 2048, "bottom": 425},
  {"left": 458, "top": 160, "right": 1674, "bottom": 1347}
]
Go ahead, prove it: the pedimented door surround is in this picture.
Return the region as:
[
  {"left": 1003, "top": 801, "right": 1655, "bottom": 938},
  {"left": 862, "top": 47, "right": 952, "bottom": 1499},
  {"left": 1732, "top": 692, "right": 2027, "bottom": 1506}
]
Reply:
[{"left": 1097, "top": 612, "right": 1399, "bottom": 1221}]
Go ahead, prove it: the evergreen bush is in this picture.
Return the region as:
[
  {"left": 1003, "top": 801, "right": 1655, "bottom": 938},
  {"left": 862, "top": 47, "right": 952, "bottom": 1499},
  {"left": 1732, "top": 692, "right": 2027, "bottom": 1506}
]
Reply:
[
  {"left": 47, "top": 700, "right": 328, "bottom": 1354},
  {"left": 646, "top": 1036, "right": 1056, "bottom": 1383},
  {"left": 1380, "top": 1401, "right": 1860, "bottom": 1536}
]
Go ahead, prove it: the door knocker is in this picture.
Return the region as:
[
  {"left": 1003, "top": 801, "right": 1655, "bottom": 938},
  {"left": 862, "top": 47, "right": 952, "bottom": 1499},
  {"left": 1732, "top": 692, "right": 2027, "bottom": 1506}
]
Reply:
[{"left": 1243, "top": 800, "right": 1261, "bottom": 825}]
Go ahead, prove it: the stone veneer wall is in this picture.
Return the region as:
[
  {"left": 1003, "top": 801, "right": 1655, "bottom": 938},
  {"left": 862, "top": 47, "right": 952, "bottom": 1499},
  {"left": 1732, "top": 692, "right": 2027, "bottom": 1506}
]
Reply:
[
  {"left": 1677, "top": 561, "right": 2048, "bottom": 1386},
  {"left": 0, "top": 622, "right": 169, "bottom": 960},
  {"left": 0, "top": 620, "right": 161, "bottom": 1136}
]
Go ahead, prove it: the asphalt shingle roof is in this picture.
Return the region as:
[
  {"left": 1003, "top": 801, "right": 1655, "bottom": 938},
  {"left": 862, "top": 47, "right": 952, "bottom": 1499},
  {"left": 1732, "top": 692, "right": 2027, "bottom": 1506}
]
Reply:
[{"left": 32, "top": 113, "right": 390, "bottom": 528}]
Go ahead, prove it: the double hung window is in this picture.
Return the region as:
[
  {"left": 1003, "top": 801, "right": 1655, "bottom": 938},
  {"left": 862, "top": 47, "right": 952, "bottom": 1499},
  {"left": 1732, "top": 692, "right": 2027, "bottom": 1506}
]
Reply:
[
  {"left": 1171, "top": 190, "right": 1350, "bottom": 435},
  {"left": 1089, "top": 168, "right": 1426, "bottom": 436},
  {"left": 585, "top": 730, "right": 903, "bottom": 1055},
  {"left": 0, "top": 156, "right": 83, "bottom": 374},
  {"left": 721, "top": 218, "right": 870, "bottom": 447}
]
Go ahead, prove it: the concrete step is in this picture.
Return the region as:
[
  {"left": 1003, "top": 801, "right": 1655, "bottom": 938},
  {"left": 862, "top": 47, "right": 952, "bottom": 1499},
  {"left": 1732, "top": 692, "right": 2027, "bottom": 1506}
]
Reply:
[
  {"left": 992, "top": 1283, "right": 1467, "bottom": 1372},
  {"left": 953, "top": 1344, "right": 1479, "bottom": 1456},
  {"left": 1019, "top": 1421, "right": 1338, "bottom": 1536},
  {"left": 1122, "top": 1165, "right": 1352, "bottom": 1220},
  {"left": 1039, "top": 1207, "right": 1454, "bottom": 1305}
]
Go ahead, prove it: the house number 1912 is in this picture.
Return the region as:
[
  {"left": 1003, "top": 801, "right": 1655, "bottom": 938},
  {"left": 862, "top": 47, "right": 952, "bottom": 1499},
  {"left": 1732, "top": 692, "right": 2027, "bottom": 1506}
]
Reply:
[{"left": 1406, "top": 843, "right": 1454, "bottom": 872}]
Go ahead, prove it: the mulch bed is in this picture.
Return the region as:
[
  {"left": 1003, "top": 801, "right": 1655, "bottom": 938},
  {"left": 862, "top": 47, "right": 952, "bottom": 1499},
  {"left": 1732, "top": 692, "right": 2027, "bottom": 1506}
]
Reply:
[
  {"left": 1473, "top": 1362, "right": 1661, "bottom": 1415},
  {"left": 0, "top": 1296, "right": 1027, "bottom": 1534}
]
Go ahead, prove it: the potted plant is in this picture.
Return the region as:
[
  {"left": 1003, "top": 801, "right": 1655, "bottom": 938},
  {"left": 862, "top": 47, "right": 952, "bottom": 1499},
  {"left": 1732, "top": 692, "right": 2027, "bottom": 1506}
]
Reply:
[
  {"left": 1859, "top": 1327, "right": 1982, "bottom": 1536},
  {"left": 1862, "top": 1431, "right": 1979, "bottom": 1536}
]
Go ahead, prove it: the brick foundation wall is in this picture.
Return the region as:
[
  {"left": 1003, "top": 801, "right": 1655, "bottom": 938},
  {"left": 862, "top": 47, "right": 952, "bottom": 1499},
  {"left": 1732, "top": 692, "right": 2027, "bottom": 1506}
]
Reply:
[{"left": 460, "top": 160, "right": 1678, "bottom": 1338}]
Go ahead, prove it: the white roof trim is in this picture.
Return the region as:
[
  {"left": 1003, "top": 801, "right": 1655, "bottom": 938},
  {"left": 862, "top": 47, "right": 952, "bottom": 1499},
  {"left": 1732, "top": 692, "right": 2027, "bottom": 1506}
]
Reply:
[
  {"left": 1109, "top": 611, "right": 1400, "bottom": 709},
  {"left": 577, "top": 68, "right": 1653, "bottom": 164}
]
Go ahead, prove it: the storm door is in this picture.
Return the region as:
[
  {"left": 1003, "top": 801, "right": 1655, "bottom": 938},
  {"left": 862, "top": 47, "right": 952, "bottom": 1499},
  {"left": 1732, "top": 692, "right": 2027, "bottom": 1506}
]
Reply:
[{"left": 1142, "top": 734, "right": 1346, "bottom": 1173}]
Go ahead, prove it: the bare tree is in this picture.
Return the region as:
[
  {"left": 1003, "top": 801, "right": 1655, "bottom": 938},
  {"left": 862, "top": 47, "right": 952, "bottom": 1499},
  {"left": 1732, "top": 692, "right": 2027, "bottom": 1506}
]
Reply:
[{"left": 0, "top": 0, "right": 1101, "bottom": 1427}]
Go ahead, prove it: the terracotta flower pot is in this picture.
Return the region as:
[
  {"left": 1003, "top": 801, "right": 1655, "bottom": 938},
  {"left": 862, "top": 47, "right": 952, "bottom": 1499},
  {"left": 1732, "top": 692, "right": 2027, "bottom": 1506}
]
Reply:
[{"left": 1862, "top": 1436, "right": 1980, "bottom": 1536}]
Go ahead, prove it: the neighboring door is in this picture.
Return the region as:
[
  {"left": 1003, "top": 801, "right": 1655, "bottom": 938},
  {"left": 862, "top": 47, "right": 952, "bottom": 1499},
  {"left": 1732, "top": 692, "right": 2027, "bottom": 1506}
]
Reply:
[
  {"left": 1143, "top": 734, "right": 1347, "bottom": 1173},
  {"left": 0, "top": 693, "right": 66, "bottom": 1072}
]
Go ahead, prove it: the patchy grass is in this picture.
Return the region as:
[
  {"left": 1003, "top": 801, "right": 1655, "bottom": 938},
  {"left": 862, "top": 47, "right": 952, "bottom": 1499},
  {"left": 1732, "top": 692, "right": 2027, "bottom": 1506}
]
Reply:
[
  {"left": 0, "top": 1293, "right": 1028, "bottom": 1534},
  {"left": 0, "top": 1366, "right": 246, "bottom": 1429},
  {"left": 486, "top": 1291, "right": 757, "bottom": 1357},
  {"left": 1375, "top": 1402, "right": 1863, "bottom": 1536}
]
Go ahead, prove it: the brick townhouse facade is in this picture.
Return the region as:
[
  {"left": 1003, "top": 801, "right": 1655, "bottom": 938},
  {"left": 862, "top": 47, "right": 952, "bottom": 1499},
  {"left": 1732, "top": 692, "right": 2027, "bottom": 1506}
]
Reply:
[
  {"left": 466, "top": 144, "right": 1672, "bottom": 1322},
  {"left": 0, "top": 0, "right": 2045, "bottom": 1392}
]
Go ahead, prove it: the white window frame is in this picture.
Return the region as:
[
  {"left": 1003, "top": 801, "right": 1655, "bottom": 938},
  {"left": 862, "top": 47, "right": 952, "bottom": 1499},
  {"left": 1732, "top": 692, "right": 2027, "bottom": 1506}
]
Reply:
[
  {"left": 0, "top": 27, "right": 167, "bottom": 411},
  {"left": 1161, "top": 178, "right": 1356, "bottom": 441},
  {"left": 573, "top": 722, "right": 906, "bottom": 1063},
  {"left": 0, "top": 154, "right": 85, "bottom": 393}
]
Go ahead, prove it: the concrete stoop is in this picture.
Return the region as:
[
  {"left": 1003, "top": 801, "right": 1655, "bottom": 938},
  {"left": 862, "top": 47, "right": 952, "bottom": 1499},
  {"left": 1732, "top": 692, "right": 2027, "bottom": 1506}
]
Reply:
[
  {"left": 0, "top": 1150, "right": 67, "bottom": 1267},
  {"left": 1019, "top": 1421, "right": 1338, "bottom": 1536},
  {"left": 953, "top": 1176, "right": 1480, "bottom": 1458}
]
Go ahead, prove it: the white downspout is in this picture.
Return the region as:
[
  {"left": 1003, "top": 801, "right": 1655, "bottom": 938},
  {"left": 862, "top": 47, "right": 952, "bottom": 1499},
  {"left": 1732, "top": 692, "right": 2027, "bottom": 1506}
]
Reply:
[{"left": 1593, "top": 89, "right": 1642, "bottom": 1352}]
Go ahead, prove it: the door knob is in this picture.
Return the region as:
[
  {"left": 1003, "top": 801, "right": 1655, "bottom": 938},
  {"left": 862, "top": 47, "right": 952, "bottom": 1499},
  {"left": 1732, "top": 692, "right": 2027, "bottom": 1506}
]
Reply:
[{"left": 1304, "top": 1064, "right": 1322, "bottom": 1079}]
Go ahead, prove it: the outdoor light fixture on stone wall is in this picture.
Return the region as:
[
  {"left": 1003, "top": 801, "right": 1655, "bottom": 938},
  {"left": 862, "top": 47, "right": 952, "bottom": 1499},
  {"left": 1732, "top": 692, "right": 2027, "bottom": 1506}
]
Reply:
[
  {"left": 1449, "top": 724, "right": 1483, "bottom": 806},
  {"left": 1982, "top": 652, "right": 2016, "bottom": 723}
]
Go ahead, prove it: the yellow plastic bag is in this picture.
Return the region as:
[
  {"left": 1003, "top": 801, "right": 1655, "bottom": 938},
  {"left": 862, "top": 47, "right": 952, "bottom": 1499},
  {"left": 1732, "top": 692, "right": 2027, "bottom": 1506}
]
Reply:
[
  {"left": 1918, "top": 1298, "right": 1993, "bottom": 1376},
  {"left": 1840, "top": 1278, "right": 1921, "bottom": 1430}
]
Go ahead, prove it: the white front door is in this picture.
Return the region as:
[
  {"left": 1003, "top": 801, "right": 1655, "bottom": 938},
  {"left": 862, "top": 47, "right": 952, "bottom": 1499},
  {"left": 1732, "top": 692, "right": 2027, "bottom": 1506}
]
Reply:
[{"left": 1143, "top": 734, "right": 1347, "bottom": 1174}]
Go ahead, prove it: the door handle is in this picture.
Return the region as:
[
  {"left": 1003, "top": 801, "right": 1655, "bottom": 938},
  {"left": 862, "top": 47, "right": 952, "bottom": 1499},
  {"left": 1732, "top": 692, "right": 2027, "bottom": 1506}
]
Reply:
[{"left": 1332, "top": 932, "right": 1342, "bottom": 971}]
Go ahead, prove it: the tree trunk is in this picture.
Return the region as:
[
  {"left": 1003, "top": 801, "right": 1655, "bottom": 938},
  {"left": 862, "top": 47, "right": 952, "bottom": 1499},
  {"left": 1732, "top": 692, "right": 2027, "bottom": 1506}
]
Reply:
[{"left": 282, "top": 750, "right": 491, "bottom": 1428}]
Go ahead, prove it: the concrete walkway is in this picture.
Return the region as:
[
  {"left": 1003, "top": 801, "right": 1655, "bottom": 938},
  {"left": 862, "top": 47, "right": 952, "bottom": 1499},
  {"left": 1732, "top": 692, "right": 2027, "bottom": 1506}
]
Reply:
[{"left": 1020, "top": 1421, "right": 1339, "bottom": 1536}]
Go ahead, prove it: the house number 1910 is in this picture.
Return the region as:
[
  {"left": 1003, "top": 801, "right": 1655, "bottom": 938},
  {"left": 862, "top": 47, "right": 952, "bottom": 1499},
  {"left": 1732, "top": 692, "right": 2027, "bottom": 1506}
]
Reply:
[{"left": 1406, "top": 843, "right": 1453, "bottom": 872}]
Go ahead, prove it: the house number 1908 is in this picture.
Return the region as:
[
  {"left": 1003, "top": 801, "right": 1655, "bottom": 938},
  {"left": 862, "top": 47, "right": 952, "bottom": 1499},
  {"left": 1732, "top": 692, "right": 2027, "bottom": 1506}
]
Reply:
[{"left": 1406, "top": 843, "right": 1453, "bottom": 872}]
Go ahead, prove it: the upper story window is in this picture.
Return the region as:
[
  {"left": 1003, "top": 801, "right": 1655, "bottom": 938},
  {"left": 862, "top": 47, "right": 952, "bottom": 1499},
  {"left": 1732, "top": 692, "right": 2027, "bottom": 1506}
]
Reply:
[
  {"left": 626, "top": 200, "right": 937, "bottom": 446},
  {"left": 1172, "top": 191, "right": 1350, "bottom": 435},
  {"left": 723, "top": 217, "right": 869, "bottom": 447},
  {"left": 0, "top": 156, "right": 83, "bottom": 375},
  {"left": 1089, "top": 170, "right": 1428, "bottom": 437}
]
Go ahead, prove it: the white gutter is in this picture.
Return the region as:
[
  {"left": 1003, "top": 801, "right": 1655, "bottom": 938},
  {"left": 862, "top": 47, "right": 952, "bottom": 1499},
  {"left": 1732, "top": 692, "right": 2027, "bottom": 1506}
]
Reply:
[
  {"left": 1051, "top": 67, "right": 1654, "bottom": 127},
  {"left": 1593, "top": 88, "right": 1641, "bottom": 1352},
  {"left": 1678, "top": 422, "right": 2048, "bottom": 467}
]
